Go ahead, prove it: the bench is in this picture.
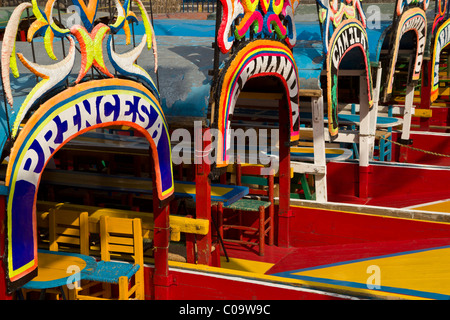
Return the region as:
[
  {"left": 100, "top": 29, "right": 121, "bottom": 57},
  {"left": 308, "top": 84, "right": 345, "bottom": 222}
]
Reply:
[
  {"left": 36, "top": 201, "right": 210, "bottom": 242},
  {"left": 38, "top": 168, "right": 248, "bottom": 207}
]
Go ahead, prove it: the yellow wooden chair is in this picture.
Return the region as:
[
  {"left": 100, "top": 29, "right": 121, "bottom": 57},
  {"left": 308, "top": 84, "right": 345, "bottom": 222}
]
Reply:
[
  {"left": 48, "top": 208, "right": 90, "bottom": 255},
  {"left": 71, "top": 215, "right": 145, "bottom": 300},
  {"left": 20, "top": 209, "right": 90, "bottom": 300}
]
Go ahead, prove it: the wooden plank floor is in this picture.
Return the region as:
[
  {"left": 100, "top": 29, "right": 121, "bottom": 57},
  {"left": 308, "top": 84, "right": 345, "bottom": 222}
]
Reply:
[
  {"left": 266, "top": 238, "right": 450, "bottom": 299},
  {"left": 407, "top": 199, "right": 450, "bottom": 214},
  {"left": 218, "top": 238, "right": 450, "bottom": 299}
]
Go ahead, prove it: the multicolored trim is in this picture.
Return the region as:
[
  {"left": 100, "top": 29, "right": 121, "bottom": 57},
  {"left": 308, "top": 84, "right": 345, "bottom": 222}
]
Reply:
[
  {"left": 215, "top": 40, "right": 300, "bottom": 167},
  {"left": 395, "top": 0, "right": 430, "bottom": 16},
  {"left": 326, "top": 19, "right": 373, "bottom": 138},
  {"left": 431, "top": 17, "right": 450, "bottom": 102},
  {"left": 1, "top": 2, "right": 32, "bottom": 107},
  {"left": 431, "top": 0, "right": 448, "bottom": 35},
  {"left": 217, "top": 0, "right": 299, "bottom": 54},
  {"left": 12, "top": 36, "right": 76, "bottom": 138},
  {"left": 385, "top": 8, "right": 427, "bottom": 97},
  {"left": 72, "top": 0, "right": 100, "bottom": 32},
  {"left": 316, "top": 0, "right": 367, "bottom": 54}
]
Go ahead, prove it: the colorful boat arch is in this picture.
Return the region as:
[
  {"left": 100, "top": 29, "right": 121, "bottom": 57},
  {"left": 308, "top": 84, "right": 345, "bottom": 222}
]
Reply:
[
  {"left": 326, "top": 19, "right": 373, "bottom": 139},
  {"left": 4, "top": 78, "right": 174, "bottom": 290},
  {"left": 214, "top": 39, "right": 300, "bottom": 167},
  {"left": 431, "top": 17, "right": 450, "bottom": 102},
  {"left": 384, "top": 7, "right": 427, "bottom": 99}
]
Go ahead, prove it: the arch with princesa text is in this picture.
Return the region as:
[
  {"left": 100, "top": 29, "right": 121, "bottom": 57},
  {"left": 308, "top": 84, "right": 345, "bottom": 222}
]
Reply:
[{"left": 4, "top": 78, "right": 174, "bottom": 291}]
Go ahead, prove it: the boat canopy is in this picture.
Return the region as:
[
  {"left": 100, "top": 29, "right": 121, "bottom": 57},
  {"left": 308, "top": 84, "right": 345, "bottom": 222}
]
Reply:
[{"left": 2, "top": 2, "right": 440, "bottom": 129}]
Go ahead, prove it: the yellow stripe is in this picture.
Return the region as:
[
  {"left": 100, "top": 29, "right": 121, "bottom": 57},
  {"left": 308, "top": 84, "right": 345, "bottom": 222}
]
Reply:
[
  {"left": 166, "top": 258, "right": 424, "bottom": 300},
  {"left": 294, "top": 247, "right": 450, "bottom": 298},
  {"left": 410, "top": 200, "right": 450, "bottom": 213},
  {"left": 8, "top": 253, "right": 35, "bottom": 280}
]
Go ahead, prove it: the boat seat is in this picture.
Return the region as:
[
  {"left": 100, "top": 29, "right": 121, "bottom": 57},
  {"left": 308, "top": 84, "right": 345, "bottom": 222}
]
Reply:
[{"left": 219, "top": 164, "right": 274, "bottom": 256}]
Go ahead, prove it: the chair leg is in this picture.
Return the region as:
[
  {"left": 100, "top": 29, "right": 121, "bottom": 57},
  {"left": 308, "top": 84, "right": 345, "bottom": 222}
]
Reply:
[
  {"left": 39, "top": 289, "right": 47, "bottom": 300},
  {"left": 16, "top": 289, "right": 25, "bottom": 300},
  {"left": 59, "top": 286, "right": 67, "bottom": 300},
  {"left": 118, "top": 276, "right": 129, "bottom": 300},
  {"left": 103, "top": 282, "right": 112, "bottom": 299},
  {"left": 387, "top": 140, "right": 392, "bottom": 162},
  {"left": 380, "top": 138, "right": 386, "bottom": 161},
  {"left": 259, "top": 206, "right": 265, "bottom": 256},
  {"left": 269, "top": 205, "right": 274, "bottom": 246},
  {"left": 238, "top": 210, "right": 243, "bottom": 242},
  {"left": 68, "top": 287, "right": 76, "bottom": 300},
  {"left": 186, "top": 232, "right": 196, "bottom": 264},
  {"left": 214, "top": 202, "right": 229, "bottom": 262},
  {"left": 218, "top": 202, "right": 223, "bottom": 241}
]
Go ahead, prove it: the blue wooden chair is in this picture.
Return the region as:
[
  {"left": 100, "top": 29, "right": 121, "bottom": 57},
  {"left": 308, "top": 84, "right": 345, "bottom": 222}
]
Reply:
[
  {"left": 374, "top": 130, "right": 392, "bottom": 161},
  {"left": 339, "top": 104, "right": 359, "bottom": 159},
  {"left": 374, "top": 106, "right": 393, "bottom": 162}
]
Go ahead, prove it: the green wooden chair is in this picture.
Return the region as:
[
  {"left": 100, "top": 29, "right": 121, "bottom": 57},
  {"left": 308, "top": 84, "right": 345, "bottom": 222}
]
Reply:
[
  {"left": 220, "top": 164, "right": 274, "bottom": 256},
  {"left": 290, "top": 172, "right": 315, "bottom": 200}
]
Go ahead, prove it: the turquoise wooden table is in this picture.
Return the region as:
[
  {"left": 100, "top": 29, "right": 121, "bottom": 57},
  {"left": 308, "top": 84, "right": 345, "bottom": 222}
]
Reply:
[
  {"left": 298, "top": 112, "right": 403, "bottom": 128},
  {"left": 20, "top": 249, "right": 97, "bottom": 300},
  {"left": 229, "top": 107, "right": 403, "bottom": 128},
  {"left": 40, "top": 169, "right": 249, "bottom": 207}
]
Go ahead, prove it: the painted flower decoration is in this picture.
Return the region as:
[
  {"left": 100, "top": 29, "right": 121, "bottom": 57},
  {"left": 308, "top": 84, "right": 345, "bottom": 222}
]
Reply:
[
  {"left": 1, "top": 0, "right": 159, "bottom": 139},
  {"left": 218, "top": 0, "right": 300, "bottom": 54},
  {"left": 316, "top": 0, "right": 366, "bottom": 54}
]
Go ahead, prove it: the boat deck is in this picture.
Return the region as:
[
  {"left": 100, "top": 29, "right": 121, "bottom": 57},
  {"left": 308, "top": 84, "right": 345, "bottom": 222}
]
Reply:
[
  {"left": 212, "top": 238, "right": 450, "bottom": 300},
  {"left": 407, "top": 199, "right": 450, "bottom": 213}
]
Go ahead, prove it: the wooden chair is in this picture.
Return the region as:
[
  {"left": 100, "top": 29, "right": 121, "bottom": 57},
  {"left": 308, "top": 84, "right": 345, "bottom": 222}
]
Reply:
[
  {"left": 48, "top": 208, "right": 90, "bottom": 255},
  {"left": 20, "top": 209, "right": 90, "bottom": 300},
  {"left": 220, "top": 164, "right": 274, "bottom": 256},
  {"left": 374, "top": 106, "right": 393, "bottom": 162},
  {"left": 71, "top": 215, "right": 145, "bottom": 300},
  {"left": 374, "top": 130, "right": 392, "bottom": 162},
  {"left": 290, "top": 172, "right": 315, "bottom": 200}
]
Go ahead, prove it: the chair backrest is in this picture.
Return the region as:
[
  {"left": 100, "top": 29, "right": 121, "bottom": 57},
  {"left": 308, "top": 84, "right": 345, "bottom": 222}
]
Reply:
[
  {"left": 236, "top": 164, "right": 274, "bottom": 202},
  {"left": 99, "top": 215, "right": 145, "bottom": 299},
  {"left": 99, "top": 215, "right": 143, "bottom": 267},
  {"left": 48, "top": 208, "right": 90, "bottom": 255}
]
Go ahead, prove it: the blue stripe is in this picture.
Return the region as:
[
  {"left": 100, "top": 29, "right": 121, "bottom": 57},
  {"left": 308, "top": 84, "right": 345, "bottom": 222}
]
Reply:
[
  {"left": 272, "top": 245, "right": 450, "bottom": 300},
  {"left": 276, "top": 274, "right": 450, "bottom": 300}
]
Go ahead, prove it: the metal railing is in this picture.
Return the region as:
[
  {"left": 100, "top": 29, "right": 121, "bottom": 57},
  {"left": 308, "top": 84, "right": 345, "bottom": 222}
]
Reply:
[
  {"left": 0, "top": 0, "right": 217, "bottom": 14},
  {"left": 181, "top": 0, "right": 216, "bottom": 13}
]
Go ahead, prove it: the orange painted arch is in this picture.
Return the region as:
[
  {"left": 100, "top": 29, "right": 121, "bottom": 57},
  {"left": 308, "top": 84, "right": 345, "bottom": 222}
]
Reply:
[{"left": 4, "top": 78, "right": 173, "bottom": 290}]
